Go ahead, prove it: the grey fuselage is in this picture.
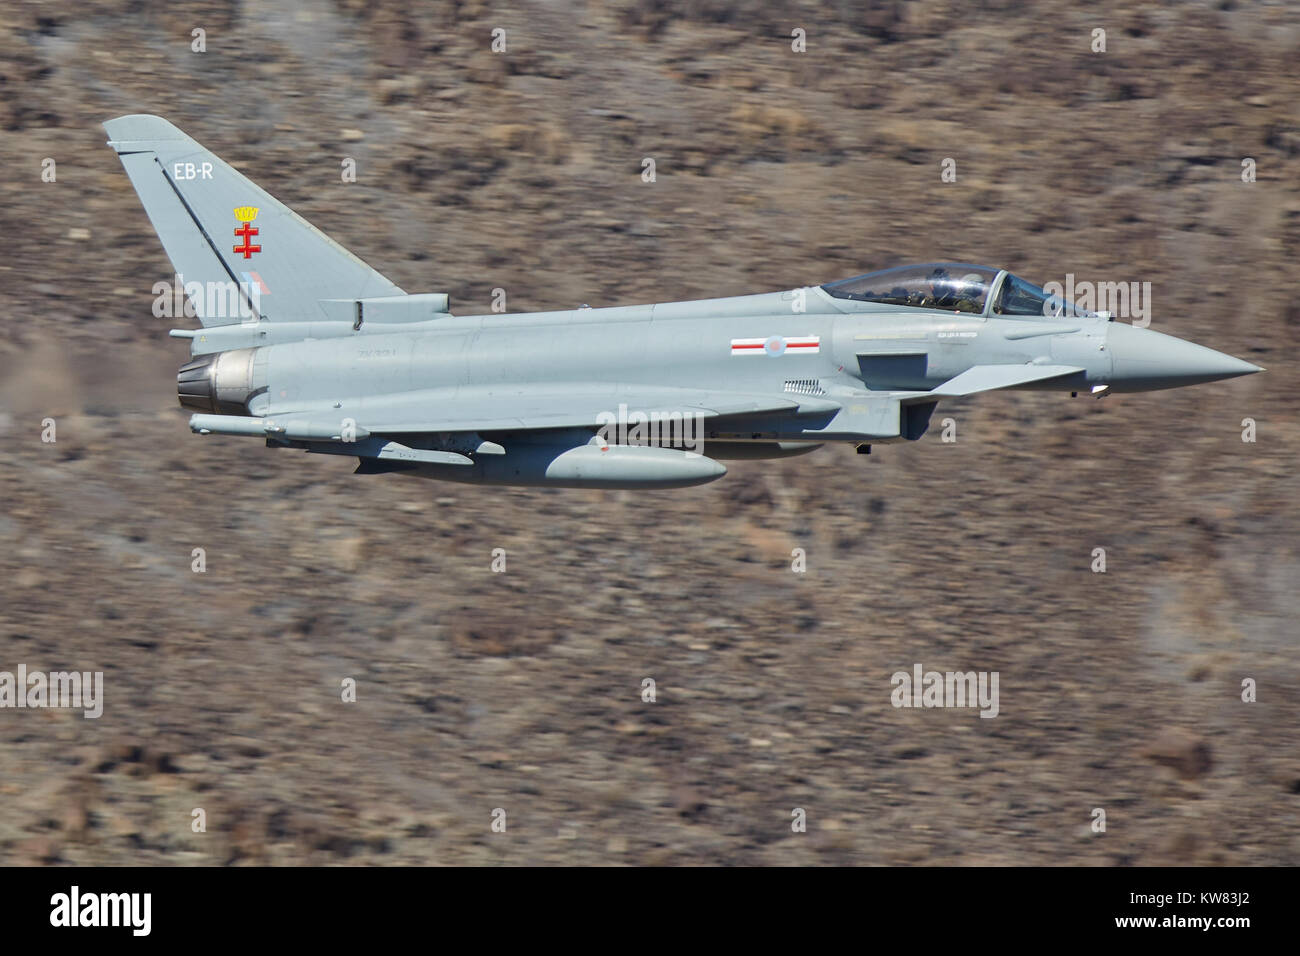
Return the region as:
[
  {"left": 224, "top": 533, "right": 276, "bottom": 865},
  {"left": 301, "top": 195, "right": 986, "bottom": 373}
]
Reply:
[
  {"left": 278, "top": 292, "right": 1097, "bottom": 403},
  {"left": 176, "top": 283, "right": 1259, "bottom": 487},
  {"left": 104, "top": 114, "right": 1260, "bottom": 489}
]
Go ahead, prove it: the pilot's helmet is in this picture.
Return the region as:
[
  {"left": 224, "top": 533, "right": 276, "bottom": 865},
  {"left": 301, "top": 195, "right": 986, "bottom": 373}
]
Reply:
[{"left": 959, "top": 272, "right": 985, "bottom": 294}]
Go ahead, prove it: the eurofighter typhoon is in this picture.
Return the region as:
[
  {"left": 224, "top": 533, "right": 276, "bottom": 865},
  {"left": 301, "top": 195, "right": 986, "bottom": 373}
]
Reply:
[{"left": 105, "top": 115, "right": 1262, "bottom": 489}]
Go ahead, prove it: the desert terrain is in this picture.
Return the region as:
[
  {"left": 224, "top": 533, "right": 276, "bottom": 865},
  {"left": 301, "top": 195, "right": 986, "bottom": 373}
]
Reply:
[{"left": 0, "top": 0, "right": 1297, "bottom": 864}]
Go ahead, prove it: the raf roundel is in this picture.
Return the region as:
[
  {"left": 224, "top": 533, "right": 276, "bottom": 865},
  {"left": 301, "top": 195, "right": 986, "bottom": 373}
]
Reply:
[{"left": 730, "top": 335, "right": 820, "bottom": 356}]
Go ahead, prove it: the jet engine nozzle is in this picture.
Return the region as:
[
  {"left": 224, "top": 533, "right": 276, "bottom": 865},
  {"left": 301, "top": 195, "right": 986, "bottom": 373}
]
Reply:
[{"left": 177, "top": 347, "right": 263, "bottom": 414}]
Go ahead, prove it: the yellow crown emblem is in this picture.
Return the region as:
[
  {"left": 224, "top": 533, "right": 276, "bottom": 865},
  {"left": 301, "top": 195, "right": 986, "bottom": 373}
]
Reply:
[{"left": 233, "top": 206, "right": 259, "bottom": 222}]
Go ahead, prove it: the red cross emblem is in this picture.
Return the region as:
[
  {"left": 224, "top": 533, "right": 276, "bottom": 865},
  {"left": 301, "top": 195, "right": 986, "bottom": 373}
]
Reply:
[{"left": 233, "top": 206, "right": 261, "bottom": 259}]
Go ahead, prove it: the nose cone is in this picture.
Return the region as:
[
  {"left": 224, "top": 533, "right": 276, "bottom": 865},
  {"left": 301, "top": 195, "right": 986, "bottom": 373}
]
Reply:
[{"left": 1106, "top": 323, "right": 1263, "bottom": 391}]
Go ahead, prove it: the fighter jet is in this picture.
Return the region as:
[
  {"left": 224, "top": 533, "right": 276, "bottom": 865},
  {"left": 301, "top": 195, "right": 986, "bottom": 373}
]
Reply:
[{"left": 105, "top": 115, "right": 1262, "bottom": 489}]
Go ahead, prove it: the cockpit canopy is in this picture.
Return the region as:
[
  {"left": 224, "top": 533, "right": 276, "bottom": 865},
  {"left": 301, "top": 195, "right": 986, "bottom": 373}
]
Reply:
[{"left": 822, "top": 263, "right": 1096, "bottom": 318}]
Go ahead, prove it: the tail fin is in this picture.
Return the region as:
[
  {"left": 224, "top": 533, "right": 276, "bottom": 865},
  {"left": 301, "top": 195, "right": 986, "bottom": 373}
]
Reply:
[{"left": 103, "top": 114, "right": 403, "bottom": 327}]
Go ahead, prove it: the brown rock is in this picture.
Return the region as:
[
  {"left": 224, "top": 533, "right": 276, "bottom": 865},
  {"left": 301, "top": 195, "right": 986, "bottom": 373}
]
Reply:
[{"left": 1140, "top": 728, "right": 1213, "bottom": 779}]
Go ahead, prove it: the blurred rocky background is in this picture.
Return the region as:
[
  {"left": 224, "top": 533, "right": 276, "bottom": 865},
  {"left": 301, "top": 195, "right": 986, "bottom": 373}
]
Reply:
[{"left": 0, "top": 0, "right": 1296, "bottom": 864}]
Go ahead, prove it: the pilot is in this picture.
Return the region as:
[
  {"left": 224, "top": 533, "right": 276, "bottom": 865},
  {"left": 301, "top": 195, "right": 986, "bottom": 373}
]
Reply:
[
  {"left": 952, "top": 273, "right": 986, "bottom": 313},
  {"left": 925, "top": 267, "right": 954, "bottom": 308}
]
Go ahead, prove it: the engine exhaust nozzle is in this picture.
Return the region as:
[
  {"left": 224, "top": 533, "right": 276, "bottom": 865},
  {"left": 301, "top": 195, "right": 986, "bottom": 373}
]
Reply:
[{"left": 176, "top": 347, "right": 262, "bottom": 414}]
